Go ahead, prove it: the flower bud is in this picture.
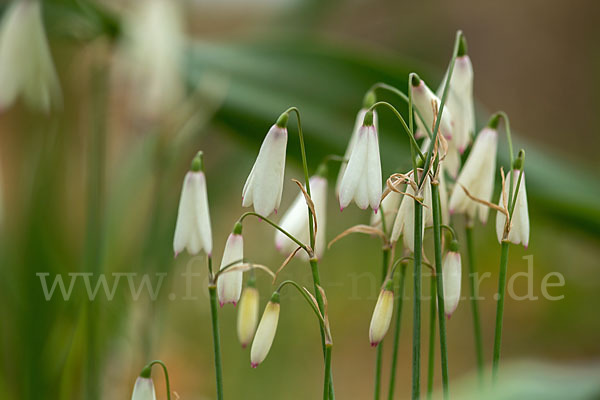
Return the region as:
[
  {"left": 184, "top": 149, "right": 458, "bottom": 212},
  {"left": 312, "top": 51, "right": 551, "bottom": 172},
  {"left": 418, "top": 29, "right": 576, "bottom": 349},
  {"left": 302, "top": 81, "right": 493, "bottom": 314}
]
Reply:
[
  {"left": 369, "top": 280, "right": 394, "bottom": 347},
  {"left": 442, "top": 250, "right": 462, "bottom": 318},
  {"left": 275, "top": 175, "right": 327, "bottom": 260},
  {"left": 338, "top": 116, "right": 382, "bottom": 212},
  {"left": 242, "top": 122, "right": 288, "bottom": 217},
  {"left": 217, "top": 232, "right": 244, "bottom": 306},
  {"left": 0, "top": 1, "right": 61, "bottom": 112},
  {"left": 449, "top": 125, "right": 498, "bottom": 224},
  {"left": 173, "top": 152, "right": 212, "bottom": 257},
  {"left": 250, "top": 293, "right": 281, "bottom": 368},
  {"left": 496, "top": 170, "right": 529, "bottom": 247},
  {"left": 411, "top": 76, "right": 454, "bottom": 140},
  {"left": 131, "top": 367, "right": 157, "bottom": 400},
  {"left": 237, "top": 284, "right": 259, "bottom": 348}
]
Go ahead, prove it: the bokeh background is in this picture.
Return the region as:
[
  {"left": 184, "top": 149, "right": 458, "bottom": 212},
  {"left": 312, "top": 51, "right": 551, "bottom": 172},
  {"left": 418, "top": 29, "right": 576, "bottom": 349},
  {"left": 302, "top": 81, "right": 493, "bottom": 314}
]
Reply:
[{"left": 1, "top": 0, "right": 599, "bottom": 399}]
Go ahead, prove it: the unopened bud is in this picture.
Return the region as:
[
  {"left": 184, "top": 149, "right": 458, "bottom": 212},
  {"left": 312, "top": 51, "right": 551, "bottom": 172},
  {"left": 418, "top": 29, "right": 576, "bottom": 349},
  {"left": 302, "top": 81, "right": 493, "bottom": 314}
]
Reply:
[
  {"left": 237, "top": 286, "right": 259, "bottom": 348},
  {"left": 250, "top": 293, "right": 280, "bottom": 368},
  {"left": 369, "top": 280, "right": 394, "bottom": 347}
]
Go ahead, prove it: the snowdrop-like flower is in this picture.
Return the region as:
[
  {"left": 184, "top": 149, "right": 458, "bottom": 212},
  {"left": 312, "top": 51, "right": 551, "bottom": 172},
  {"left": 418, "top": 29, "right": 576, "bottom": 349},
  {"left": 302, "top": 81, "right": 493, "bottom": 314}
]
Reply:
[
  {"left": 118, "top": 0, "right": 185, "bottom": 117},
  {"left": 390, "top": 172, "right": 432, "bottom": 252},
  {"left": 369, "top": 279, "right": 394, "bottom": 347},
  {"left": 250, "top": 293, "right": 281, "bottom": 368},
  {"left": 442, "top": 243, "right": 462, "bottom": 318},
  {"left": 217, "top": 224, "right": 244, "bottom": 306},
  {"left": 336, "top": 92, "right": 378, "bottom": 196},
  {"left": 370, "top": 188, "right": 402, "bottom": 231},
  {"left": 338, "top": 111, "right": 382, "bottom": 211},
  {"left": 275, "top": 173, "right": 327, "bottom": 260},
  {"left": 411, "top": 75, "right": 454, "bottom": 140},
  {"left": 173, "top": 152, "right": 212, "bottom": 256},
  {"left": 0, "top": 1, "right": 61, "bottom": 112},
  {"left": 449, "top": 123, "right": 498, "bottom": 224},
  {"left": 242, "top": 115, "right": 288, "bottom": 217},
  {"left": 237, "top": 283, "right": 259, "bottom": 348},
  {"left": 496, "top": 169, "right": 529, "bottom": 247},
  {"left": 131, "top": 369, "right": 157, "bottom": 400}
]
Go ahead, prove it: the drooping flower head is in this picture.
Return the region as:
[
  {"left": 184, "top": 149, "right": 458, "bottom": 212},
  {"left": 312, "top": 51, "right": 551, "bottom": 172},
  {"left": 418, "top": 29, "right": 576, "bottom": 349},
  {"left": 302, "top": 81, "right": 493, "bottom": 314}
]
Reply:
[
  {"left": 496, "top": 155, "right": 529, "bottom": 248},
  {"left": 250, "top": 292, "right": 281, "bottom": 368},
  {"left": 442, "top": 241, "right": 462, "bottom": 319},
  {"left": 0, "top": 0, "right": 61, "bottom": 112},
  {"left": 275, "top": 168, "right": 328, "bottom": 260},
  {"left": 449, "top": 116, "right": 499, "bottom": 224},
  {"left": 369, "top": 279, "right": 394, "bottom": 347},
  {"left": 131, "top": 366, "right": 157, "bottom": 400},
  {"left": 338, "top": 110, "right": 382, "bottom": 212},
  {"left": 411, "top": 75, "right": 454, "bottom": 141},
  {"left": 237, "top": 278, "right": 260, "bottom": 348},
  {"left": 336, "top": 91, "right": 378, "bottom": 196},
  {"left": 173, "top": 151, "right": 213, "bottom": 257},
  {"left": 242, "top": 113, "right": 288, "bottom": 217},
  {"left": 217, "top": 222, "right": 244, "bottom": 306}
]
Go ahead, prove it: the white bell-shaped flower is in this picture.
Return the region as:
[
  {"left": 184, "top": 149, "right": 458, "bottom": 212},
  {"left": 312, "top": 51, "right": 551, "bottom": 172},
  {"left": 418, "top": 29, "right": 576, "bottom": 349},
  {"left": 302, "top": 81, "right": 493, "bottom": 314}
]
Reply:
[
  {"left": 411, "top": 76, "right": 454, "bottom": 140},
  {"left": 496, "top": 170, "right": 529, "bottom": 248},
  {"left": 338, "top": 111, "right": 382, "bottom": 211},
  {"left": 173, "top": 152, "right": 213, "bottom": 256},
  {"left": 237, "top": 284, "right": 259, "bottom": 348},
  {"left": 217, "top": 227, "right": 244, "bottom": 306},
  {"left": 250, "top": 295, "right": 281, "bottom": 368},
  {"left": 0, "top": 1, "right": 61, "bottom": 112},
  {"left": 118, "top": 0, "right": 185, "bottom": 117},
  {"left": 442, "top": 247, "right": 462, "bottom": 318},
  {"left": 390, "top": 172, "right": 432, "bottom": 252},
  {"left": 131, "top": 376, "right": 157, "bottom": 400},
  {"left": 369, "top": 280, "right": 394, "bottom": 347},
  {"left": 336, "top": 99, "right": 379, "bottom": 196},
  {"left": 242, "top": 118, "right": 288, "bottom": 217},
  {"left": 275, "top": 174, "right": 327, "bottom": 260},
  {"left": 449, "top": 125, "right": 498, "bottom": 224}
]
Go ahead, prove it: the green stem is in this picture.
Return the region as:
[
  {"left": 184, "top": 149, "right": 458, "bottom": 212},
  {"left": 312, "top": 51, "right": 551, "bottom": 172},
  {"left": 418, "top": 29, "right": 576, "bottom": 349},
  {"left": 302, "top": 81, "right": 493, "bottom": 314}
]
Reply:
[
  {"left": 492, "top": 242, "right": 510, "bottom": 383},
  {"left": 412, "top": 201, "right": 423, "bottom": 399},
  {"left": 427, "top": 275, "right": 436, "bottom": 399},
  {"left": 387, "top": 263, "right": 408, "bottom": 400},
  {"left": 431, "top": 182, "right": 450, "bottom": 399},
  {"left": 374, "top": 248, "right": 391, "bottom": 400},
  {"left": 207, "top": 257, "right": 224, "bottom": 400},
  {"left": 148, "top": 360, "right": 172, "bottom": 400},
  {"left": 284, "top": 107, "right": 335, "bottom": 399},
  {"left": 465, "top": 225, "right": 484, "bottom": 386},
  {"left": 238, "top": 212, "right": 311, "bottom": 255},
  {"left": 324, "top": 345, "right": 333, "bottom": 400}
]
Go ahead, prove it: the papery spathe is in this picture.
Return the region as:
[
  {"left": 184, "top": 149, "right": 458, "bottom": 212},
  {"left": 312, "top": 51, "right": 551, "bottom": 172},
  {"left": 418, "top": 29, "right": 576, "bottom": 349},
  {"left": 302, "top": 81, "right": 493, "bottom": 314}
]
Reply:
[
  {"left": 275, "top": 175, "right": 327, "bottom": 260},
  {"left": 0, "top": 1, "right": 61, "bottom": 112},
  {"left": 242, "top": 124, "right": 288, "bottom": 217},
  {"left": 496, "top": 170, "right": 529, "bottom": 248}
]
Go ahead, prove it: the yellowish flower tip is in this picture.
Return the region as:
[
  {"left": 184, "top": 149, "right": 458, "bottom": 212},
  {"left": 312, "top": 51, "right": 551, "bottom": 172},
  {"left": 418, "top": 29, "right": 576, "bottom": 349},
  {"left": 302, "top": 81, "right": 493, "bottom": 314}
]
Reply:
[
  {"left": 233, "top": 221, "right": 243, "bottom": 235},
  {"left": 362, "top": 90, "right": 376, "bottom": 109},
  {"left": 513, "top": 149, "right": 525, "bottom": 170},
  {"left": 411, "top": 74, "right": 421, "bottom": 87},
  {"left": 449, "top": 239, "right": 459, "bottom": 252},
  {"left": 487, "top": 113, "right": 501, "bottom": 129},
  {"left": 139, "top": 365, "right": 152, "bottom": 378},
  {"left": 363, "top": 110, "right": 374, "bottom": 126},
  {"left": 458, "top": 34, "right": 468, "bottom": 57},
  {"left": 190, "top": 151, "right": 204, "bottom": 172},
  {"left": 275, "top": 112, "right": 289, "bottom": 128}
]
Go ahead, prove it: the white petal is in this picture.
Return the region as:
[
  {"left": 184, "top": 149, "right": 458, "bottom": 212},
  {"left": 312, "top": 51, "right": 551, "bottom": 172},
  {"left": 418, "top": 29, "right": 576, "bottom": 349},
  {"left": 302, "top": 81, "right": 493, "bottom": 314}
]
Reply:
[
  {"left": 173, "top": 172, "right": 195, "bottom": 256},
  {"left": 190, "top": 172, "right": 212, "bottom": 255},
  {"left": 496, "top": 171, "right": 529, "bottom": 247},
  {"left": 412, "top": 81, "right": 454, "bottom": 140},
  {"left": 131, "top": 377, "right": 157, "bottom": 400},
  {"left": 217, "top": 233, "right": 244, "bottom": 305},
  {"left": 442, "top": 252, "right": 462, "bottom": 317},
  {"left": 366, "top": 126, "right": 382, "bottom": 211},
  {"left": 339, "top": 125, "right": 368, "bottom": 210}
]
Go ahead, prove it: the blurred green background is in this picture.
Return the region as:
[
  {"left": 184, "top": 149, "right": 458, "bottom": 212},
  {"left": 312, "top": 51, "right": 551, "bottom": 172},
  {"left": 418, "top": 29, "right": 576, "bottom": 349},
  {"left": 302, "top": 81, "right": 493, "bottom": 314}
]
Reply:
[{"left": 0, "top": 0, "right": 599, "bottom": 399}]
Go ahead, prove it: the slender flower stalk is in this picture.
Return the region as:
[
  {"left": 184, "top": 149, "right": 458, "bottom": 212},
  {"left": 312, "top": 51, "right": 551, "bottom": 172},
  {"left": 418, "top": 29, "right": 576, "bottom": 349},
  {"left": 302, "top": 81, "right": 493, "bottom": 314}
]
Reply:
[
  {"left": 412, "top": 200, "right": 423, "bottom": 399},
  {"left": 426, "top": 273, "right": 436, "bottom": 400},
  {"left": 465, "top": 223, "right": 484, "bottom": 385},
  {"left": 492, "top": 242, "right": 509, "bottom": 383},
  {"left": 387, "top": 263, "right": 408, "bottom": 400},
  {"left": 373, "top": 247, "right": 390, "bottom": 400},
  {"left": 131, "top": 360, "right": 172, "bottom": 400},
  {"left": 208, "top": 257, "right": 224, "bottom": 400}
]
